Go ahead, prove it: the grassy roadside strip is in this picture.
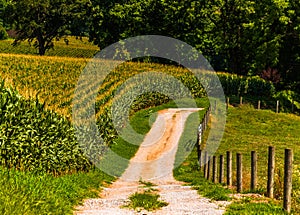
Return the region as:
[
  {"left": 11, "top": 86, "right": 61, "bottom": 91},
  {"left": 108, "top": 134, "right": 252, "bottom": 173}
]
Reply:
[{"left": 0, "top": 167, "right": 113, "bottom": 215}]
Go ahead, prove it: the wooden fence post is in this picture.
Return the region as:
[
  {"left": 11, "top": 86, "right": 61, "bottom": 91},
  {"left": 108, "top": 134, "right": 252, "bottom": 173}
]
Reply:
[
  {"left": 276, "top": 100, "right": 279, "bottom": 113},
  {"left": 267, "top": 146, "right": 275, "bottom": 198},
  {"left": 214, "top": 100, "right": 217, "bottom": 113},
  {"left": 198, "top": 149, "right": 202, "bottom": 170},
  {"left": 213, "top": 156, "right": 217, "bottom": 183},
  {"left": 204, "top": 151, "right": 208, "bottom": 178},
  {"left": 226, "top": 151, "right": 232, "bottom": 186},
  {"left": 207, "top": 156, "right": 212, "bottom": 180},
  {"left": 258, "top": 100, "right": 261, "bottom": 110},
  {"left": 237, "top": 153, "right": 243, "bottom": 193},
  {"left": 202, "top": 119, "right": 206, "bottom": 132},
  {"left": 226, "top": 97, "right": 230, "bottom": 110},
  {"left": 251, "top": 151, "right": 257, "bottom": 191},
  {"left": 219, "top": 155, "right": 224, "bottom": 184},
  {"left": 283, "top": 149, "right": 293, "bottom": 214},
  {"left": 240, "top": 96, "right": 243, "bottom": 105}
]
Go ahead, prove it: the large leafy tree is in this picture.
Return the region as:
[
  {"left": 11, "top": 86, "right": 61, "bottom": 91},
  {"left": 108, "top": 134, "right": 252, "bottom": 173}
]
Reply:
[{"left": 5, "top": 0, "right": 90, "bottom": 55}]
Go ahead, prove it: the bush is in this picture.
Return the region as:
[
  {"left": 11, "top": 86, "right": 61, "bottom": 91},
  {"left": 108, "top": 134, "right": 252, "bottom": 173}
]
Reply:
[{"left": 0, "top": 25, "right": 8, "bottom": 40}]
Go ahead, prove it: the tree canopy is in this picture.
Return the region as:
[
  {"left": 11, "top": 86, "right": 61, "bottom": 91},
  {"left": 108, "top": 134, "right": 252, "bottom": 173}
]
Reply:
[
  {"left": 2, "top": 0, "right": 300, "bottom": 91},
  {"left": 88, "top": 0, "right": 300, "bottom": 88}
]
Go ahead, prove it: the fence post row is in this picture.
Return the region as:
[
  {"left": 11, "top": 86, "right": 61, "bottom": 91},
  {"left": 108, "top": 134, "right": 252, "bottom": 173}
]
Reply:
[
  {"left": 197, "top": 106, "right": 211, "bottom": 170},
  {"left": 196, "top": 105, "right": 294, "bottom": 213},
  {"left": 198, "top": 146, "right": 293, "bottom": 213},
  {"left": 198, "top": 149, "right": 202, "bottom": 170}
]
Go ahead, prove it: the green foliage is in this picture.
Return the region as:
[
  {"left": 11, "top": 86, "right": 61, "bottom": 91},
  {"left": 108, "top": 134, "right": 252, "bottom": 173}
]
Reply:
[
  {"left": 89, "top": 0, "right": 300, "bottom": 90},
  {"left": 0, "top": 167, "right": 113, "bottom": 215},
  {"left": 217, "top": 73, "right": 275, "bottom": 97},
  {"left": 273, "top": 90, "right": 300, "bottom": 113},
  {"left": 124, "top": 191, "right": 168, "bottom": 212},
  {"left": 0, "top": 25, "right": 7, "bottom": 40}
]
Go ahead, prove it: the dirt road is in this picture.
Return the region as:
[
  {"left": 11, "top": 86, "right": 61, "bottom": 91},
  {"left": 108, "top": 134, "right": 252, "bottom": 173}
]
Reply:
[{"left": 75, "top": 108, "right": 229, "bottom": 215}]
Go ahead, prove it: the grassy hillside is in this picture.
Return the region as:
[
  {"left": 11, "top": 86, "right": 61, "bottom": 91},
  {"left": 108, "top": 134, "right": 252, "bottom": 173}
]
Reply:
[
  {"left": 175, "top": 104, "right": 300, "bottom": 214},
  {"left": 217, "top": 105, "right": 300, "bottom": 213}
]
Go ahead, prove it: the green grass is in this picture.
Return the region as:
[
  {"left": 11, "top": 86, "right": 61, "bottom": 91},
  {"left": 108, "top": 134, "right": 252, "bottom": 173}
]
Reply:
[
  {"left": 217, "top": 104, "right": 300, "bottom": 188},
  {"left": 124, "top": 191, "right": 168, "bottom": 212},
  {"left": 123, "top": 180, "right": 168, "bottom": 212},
  {"left": 225, "top": 201, "right": 288, "bottom": 214},
  {"left": 217, "top": 104, "right": 300, "bottom": 213},
  {"left": 175, "top": 103, "right": 300, "bottom": 214},
  {"left": 174, "top": 149, "right": 232, "bottom": 202},
  {"left": 0, "top": 167, "right": 114, "bottom": 215}
]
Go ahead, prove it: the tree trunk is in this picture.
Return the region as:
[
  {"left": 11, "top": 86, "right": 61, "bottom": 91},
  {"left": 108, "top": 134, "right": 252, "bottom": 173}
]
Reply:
[
  {"left": 37, "top": 32, "right": 46, "bottom": 56},
  {"left": 39, "top": 45, "right": 46, "bottom": 56}
]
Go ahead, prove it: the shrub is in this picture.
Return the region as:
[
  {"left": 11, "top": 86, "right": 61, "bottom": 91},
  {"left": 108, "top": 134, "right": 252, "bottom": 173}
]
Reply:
[{"left": 217, "top": 73, "right": 275, "bottom": 98}]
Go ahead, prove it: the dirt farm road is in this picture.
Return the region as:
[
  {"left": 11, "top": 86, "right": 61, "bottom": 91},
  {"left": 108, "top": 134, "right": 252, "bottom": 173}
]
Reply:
[{"left": 74, "top": 108, "right": 229, "bottom": 215}]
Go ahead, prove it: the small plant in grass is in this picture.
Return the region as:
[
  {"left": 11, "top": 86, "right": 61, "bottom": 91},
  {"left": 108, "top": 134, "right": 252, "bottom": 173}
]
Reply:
[
  {"left": 123, "top": 179, "right": 168, "bottom": 212},
  {"left": 123, "top": 190, "right": 168, "bottom": 212},
  {"left": 138, "top": 178, "right": 156, "bottom": 188}
]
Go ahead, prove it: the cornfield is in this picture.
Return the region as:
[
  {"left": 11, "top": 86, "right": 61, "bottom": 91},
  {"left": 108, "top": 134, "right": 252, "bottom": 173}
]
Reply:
[
  {"left": 0, "top": 52, "right": 273, "bottom": 174},
  {"left": 0, "top": 80, "right": 91, "bottom": 174}
]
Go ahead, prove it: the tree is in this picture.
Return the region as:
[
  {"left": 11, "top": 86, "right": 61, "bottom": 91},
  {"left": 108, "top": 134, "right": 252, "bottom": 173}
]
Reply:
[
  {"left": 5, "top": 0, "right": 90, "bottom": 55},
  {"left": 88, "top": 0, "right": 127, "bottom": 49}
]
